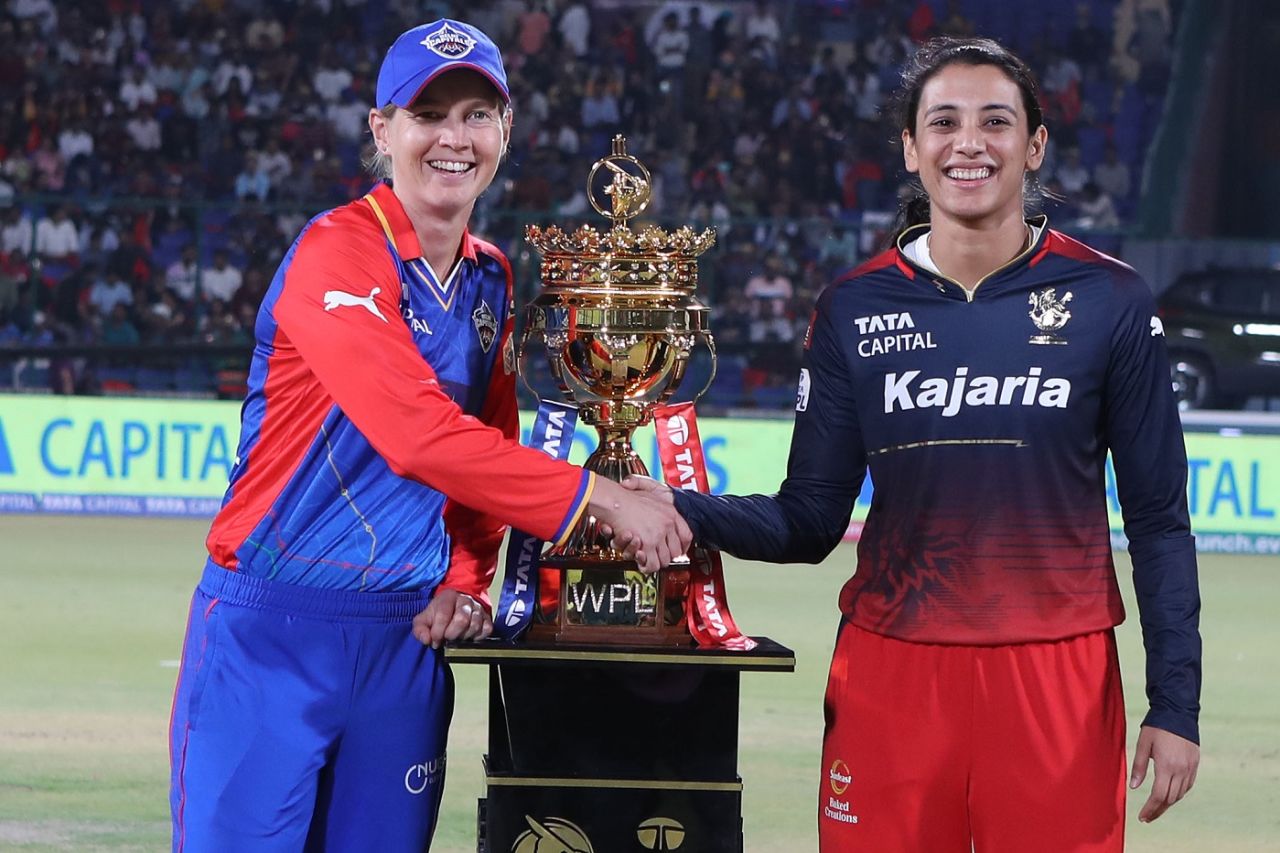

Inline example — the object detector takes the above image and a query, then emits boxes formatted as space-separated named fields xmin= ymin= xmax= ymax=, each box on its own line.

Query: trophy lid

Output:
xmin=525 ymin=135 xmax=715 ymax=292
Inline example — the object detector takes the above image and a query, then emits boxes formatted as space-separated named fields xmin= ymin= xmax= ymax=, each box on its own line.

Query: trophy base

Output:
xmin=530 ymin=558 xmax=692 ymax=647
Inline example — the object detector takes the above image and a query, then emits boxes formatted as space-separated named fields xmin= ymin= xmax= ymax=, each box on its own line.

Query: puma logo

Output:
xmin=323 ymin=287 xmax=387 ymax=322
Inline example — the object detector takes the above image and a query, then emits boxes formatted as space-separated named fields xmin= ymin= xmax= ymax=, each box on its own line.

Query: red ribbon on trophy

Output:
xmin=654 ymin=402 xmax=757 ymax=651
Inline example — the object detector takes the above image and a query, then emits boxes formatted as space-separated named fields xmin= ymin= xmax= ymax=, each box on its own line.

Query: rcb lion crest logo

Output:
xmin=1028 ymin=287 xmax=1074 ymax=345
xmin=420 ymin=22 xmax=476 ymax=58
xmin=473 ymin=300 xmax=498 ymax=353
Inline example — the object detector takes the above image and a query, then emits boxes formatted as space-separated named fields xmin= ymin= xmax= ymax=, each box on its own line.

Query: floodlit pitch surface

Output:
xmin=0 ymin=515 xmax=1276 ymax=852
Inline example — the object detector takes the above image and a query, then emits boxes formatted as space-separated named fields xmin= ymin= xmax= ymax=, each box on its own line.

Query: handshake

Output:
xmin=414 ymin=476 xmax=690 ymax=648
xmin=591 ymin=475 xmax=689 ymax=574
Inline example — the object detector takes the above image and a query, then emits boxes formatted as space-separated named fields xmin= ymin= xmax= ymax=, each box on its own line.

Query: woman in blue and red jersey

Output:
xmin=624 ymin=37 xmax=1200 ymax=852
xmin=167 ymin=19 xmax=689 ymax=852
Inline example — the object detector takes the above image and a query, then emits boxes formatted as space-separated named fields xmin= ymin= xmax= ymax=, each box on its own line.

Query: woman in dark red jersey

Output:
xmin=624 ymin=37 xmax=1200 ymax=852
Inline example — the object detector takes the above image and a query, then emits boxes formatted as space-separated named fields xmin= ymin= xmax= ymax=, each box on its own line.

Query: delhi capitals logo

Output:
xmin=421 ymin=22 xmax=476 ymax=59
xmin=1028 ymin=287 xmax=1073 ymax=345
xmin=473 ymin=299 xmax=498 ymax=353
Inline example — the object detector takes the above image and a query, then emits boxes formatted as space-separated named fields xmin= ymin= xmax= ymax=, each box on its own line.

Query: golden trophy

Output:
xmin=521 ymin=135 xmax=716 ymax=645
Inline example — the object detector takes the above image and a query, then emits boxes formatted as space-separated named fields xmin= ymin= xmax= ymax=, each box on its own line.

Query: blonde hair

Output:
xmin=364 ymin=102 xmax=513 ymax=180
xmin=364 ymin=104 xmax=398 ymax=180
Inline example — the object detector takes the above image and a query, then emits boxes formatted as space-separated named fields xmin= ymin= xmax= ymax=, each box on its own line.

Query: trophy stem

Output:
xmin=585 ymin=426 xmax=650 ymax=482
xmin=542 ymin=423 xmax=647 ymax=567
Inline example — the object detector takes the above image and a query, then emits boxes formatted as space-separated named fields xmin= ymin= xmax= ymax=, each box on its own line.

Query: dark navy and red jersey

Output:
xmin=675 ymin=218 xmax=1201 ymax=742
xmin=206 ymin=182 xmax=593 ymax=599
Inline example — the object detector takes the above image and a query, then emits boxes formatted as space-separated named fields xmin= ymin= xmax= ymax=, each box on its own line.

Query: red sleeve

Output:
xmin=439 ymin=252 xmax=519 ymax=606
xmin=273 ymin=207 xmax=594 ymax=545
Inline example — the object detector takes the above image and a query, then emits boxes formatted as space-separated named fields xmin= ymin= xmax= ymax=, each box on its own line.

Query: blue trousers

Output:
xmin=170 ymin=563 xmax=451 ymax=852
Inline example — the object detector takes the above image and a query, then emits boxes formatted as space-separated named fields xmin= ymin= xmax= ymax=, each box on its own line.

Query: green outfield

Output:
xmin=1 ymin=516 xmax=1277 ymax=852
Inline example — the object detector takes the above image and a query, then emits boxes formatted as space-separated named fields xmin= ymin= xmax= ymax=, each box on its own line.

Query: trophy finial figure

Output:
xmin=588 ymin=134 xmax=652 ymax=225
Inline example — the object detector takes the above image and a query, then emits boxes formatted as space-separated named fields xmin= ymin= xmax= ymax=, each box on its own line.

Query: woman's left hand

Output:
xmin=412 ymin=589 xmax=492 ymax=648
xmin=1130 ymin=725 xmax=1200 ymax=822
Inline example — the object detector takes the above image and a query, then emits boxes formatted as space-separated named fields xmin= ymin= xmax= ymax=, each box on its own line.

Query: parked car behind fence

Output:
xmin=1156 ymin=268 xmax=1280 ymax=410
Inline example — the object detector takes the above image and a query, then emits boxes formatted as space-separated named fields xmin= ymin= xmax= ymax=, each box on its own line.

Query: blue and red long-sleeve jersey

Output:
xmin=206 ymin=183 xmax=593 ymax=601
xmin=674 ymin=218 xmax=1202 ymax=743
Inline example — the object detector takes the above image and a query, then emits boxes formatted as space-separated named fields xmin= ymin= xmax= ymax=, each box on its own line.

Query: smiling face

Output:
xmin=902 ymin=62 xmax=1046 ymax=231
xmin=369 ymin=69 xmax=509 ymax=221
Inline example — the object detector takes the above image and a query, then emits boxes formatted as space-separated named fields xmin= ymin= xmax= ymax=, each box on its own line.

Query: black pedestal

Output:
xmin=445 ymin=638 xmax=795 ymax=853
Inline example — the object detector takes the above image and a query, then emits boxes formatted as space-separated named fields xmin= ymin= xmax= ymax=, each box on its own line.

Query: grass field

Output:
xmin=1 ymin=515 xmax=1278 ymax=852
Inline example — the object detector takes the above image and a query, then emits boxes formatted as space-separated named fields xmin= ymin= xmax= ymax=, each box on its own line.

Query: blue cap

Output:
xmin=376 ymin=19 xmax=510 ymax=108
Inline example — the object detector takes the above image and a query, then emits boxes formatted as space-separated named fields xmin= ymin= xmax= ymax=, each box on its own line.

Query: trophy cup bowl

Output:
xmin=521 ymin=136 xmax=716 ymax=645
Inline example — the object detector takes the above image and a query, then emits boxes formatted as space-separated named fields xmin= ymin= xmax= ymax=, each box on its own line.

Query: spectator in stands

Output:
xmin=771 ymin=81 xmax=813 ymax=128
xmin=516 ymin=1 xmax=553 ymax=58
xmin=1043 ymin=49 xmax=1084 ymax=98
xmin=313 ymin=45 xmax=352 ymax=104
xmin=839 ymin=145 xmax=886 ymax=210
xmin=1129 ymin=2 xmax=1173 ymax=94
xmin=199 ymin=249 xmax=242 ymax=304
xmin=6 ymin=282 xmax=35 ymax=333
xmin=118 ymin=65 xmax=157 ymax=112
xmin=558 ymin=0 xmax=591 ymax=58
xmin=229 ymin=265 xmax=269 ymax=322
xmin=246 ymin=68 xmax=287 ymax=119
xmin=46 ymin=256 xmax=89 ymax=328
xmin=810 ymin=45 xmax=844 ymax=105
xmin=907 ymin=0 xmax=937 ymax=42
xmin=245 ymin=13 xmax=285 ymax=52
xmin=0 ymin=247 xmax=24 ymax=313
xmin=212 ymin=48 xmax=253 ymax=98
xmin=1054 ymin=146 xmax=1090 ymax=195
xmin=1 ymin=206 xmax=33 ymax=256
xmin=181 ymin=75 xmax=214 ymax=122
xmin=234 ymin=153 xmax=272 ymax=202
xmin=56 ymin=119 xmax=94 ymax=168
xmin=938 ymin=0 xmax=976 ymax=38
xmin=743 ymin=1 xmax=781 ymax=55
xmin=1067 ymin=2 xmax=1109 ymax=71
xmin=650 ymin=10 xmax=689 ymax=105
xmin=744 ymin=252 xmax=794 ymax=344
xmin=107 ymin=230 xmax=152 ymax=288
xmin=89 ymin=269 xmax=132 ymax=317
xmin=81 ymin=217 xmax=121 ymax=270
xmin=165 ymin=245 xmax=199 ymax=303
xmin=867 ymin=18 xmax=914 ymax=68
xmin=31 ymin=138 xmax=66 ymax=191
xmin=23 ymin=308 xmax=54 ymax=346
xmin=125 ymin=104 xmax=162 ymax=153
xmin=0 ymin=305 xmax=19 ymax=343
xmin=101 ymin=301 xmax=140 ymax=346
xmin=328 ymin=87 xmax=371 ymax=142
xmin=199 ymin=298 xmax=245 ymax=345
xmin=581 ymin=70 xmax=621 ymax=132
xmin=258 ymin=136 xmax=293 ymax=189
xmin=1076 ymin=181 xmax=1120 ymax=229
xmin=1095 ymin=143 xmax=1133 ymax=201
xmin=9 ymin=0 xmax=57 ymax=34
xmin=819 ymin=224 xmax=861 ymax=269
xmin=34 ymin=205 xmax=79 ymax=264
xmin=145 ymin=288 xmax=192 ymax=343
xmin=682 ymin=6 xmax=714 ymax=113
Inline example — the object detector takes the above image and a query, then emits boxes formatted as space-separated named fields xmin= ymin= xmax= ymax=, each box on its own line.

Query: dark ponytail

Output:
xmin=893 ymin=192 xmax=933 ymax=238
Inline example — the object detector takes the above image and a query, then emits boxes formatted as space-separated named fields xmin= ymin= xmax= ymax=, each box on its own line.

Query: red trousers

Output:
xmin=819 ymin=623 xmax=1126 ymax=852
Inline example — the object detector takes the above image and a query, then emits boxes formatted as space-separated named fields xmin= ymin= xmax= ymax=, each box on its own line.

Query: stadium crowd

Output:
xmin=0 ymin=0 xmax=1176 ymax=404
